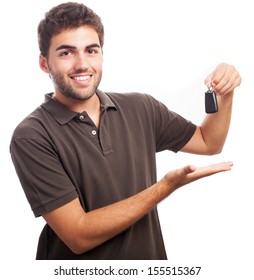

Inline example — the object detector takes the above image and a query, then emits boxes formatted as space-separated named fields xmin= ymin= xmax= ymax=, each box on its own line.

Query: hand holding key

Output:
xmin=204 ymin=63 xmax=241 ymax=114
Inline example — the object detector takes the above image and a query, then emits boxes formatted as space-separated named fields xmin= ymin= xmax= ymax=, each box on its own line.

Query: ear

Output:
xmin=39 ymin=54 xmax=50 ymax=73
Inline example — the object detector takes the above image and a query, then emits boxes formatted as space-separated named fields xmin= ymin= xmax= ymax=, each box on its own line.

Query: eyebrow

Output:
xmin=55 ymin=43 xmax=101 ymax=52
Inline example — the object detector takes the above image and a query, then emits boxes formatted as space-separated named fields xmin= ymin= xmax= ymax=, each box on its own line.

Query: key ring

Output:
xmin=207 ymin=83 xmax=214 ymax=92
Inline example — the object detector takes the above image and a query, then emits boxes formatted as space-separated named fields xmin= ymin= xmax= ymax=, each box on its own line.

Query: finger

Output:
xmin=204 ymin=63 xmax=227 ymax=88
xmin=205 ymin=63 xmax=240 ymax=94
xmin=204 ymin=72 xmax=216 ymax=88
xmin=213 ymin=69 xmax=241 ymax=95
xmin=216 ymin=160 xmax=234 ymax=171
xmin=197 ymin=161 xmax=233 ymax=175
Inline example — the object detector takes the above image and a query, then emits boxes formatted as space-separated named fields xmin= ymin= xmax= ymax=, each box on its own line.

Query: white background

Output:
xmin=1 ymin=0 xmax=253 ymax=279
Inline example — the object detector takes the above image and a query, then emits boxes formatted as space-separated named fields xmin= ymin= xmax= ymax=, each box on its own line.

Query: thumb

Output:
xmin=204 ymin=72 xmax=216 ymax=89
xmin=181 ymin=165 xmax=196 ymax=175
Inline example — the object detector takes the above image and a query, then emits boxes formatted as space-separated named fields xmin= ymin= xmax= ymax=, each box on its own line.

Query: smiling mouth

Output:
xmin=71 ymin=75 xmax=91 ymax=81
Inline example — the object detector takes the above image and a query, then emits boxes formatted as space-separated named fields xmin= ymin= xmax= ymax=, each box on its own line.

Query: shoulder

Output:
xmin=105 ymin=91 xmax=165 ymax=111
xmin=106 ymin=91 xmax=154 ymax=101
xmin=11 ymin=106 xmax=48 ymax=141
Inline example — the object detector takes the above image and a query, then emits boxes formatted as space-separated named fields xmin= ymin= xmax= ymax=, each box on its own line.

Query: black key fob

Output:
xmin=205 ymin=89 xmax=218 ymax=114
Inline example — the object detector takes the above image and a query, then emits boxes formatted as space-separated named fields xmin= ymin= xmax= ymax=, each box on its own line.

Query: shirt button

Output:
xmin=92 ymin=130 xmax=97 ymax=135
xmin=79 ymin=115 xmax=84 ymax=120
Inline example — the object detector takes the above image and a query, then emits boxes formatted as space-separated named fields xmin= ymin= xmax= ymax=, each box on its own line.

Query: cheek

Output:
xmin=52 ymin=62 xmax=73 ymax=75
xmin=90 ymin=54 xmax=103 ymax=71
xmin=92 ymin=60 xmax=103 ymax=72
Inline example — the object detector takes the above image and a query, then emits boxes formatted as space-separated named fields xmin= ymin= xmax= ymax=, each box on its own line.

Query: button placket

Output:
xmin=76 ymin=111 xmax=113 ymax=155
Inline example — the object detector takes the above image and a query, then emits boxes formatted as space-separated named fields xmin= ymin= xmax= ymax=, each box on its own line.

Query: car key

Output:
xmin=205 ymin=86 xmax=218 ymax=114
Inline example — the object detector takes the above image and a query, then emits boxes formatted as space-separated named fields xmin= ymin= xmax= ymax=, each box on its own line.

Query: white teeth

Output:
xmin=73 ymin=76 xmax=90 ymax=81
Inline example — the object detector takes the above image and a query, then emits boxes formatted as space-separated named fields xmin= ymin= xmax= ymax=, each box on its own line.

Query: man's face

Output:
xmin=42 ymin=26 xmax=103 ymax=101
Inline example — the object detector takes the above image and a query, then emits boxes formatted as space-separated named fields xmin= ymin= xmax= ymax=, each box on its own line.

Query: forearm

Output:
xmin=44 ymin=162 xmax=233 ymax=254
xmin=44 ymin=177 xmax=173 ymax=254
xmin=76 ymin=162 xmax=233 ymax=253
xmin=77 ymin=179 xmax=170 ymax=252
xmin=200 ymin=92 xmax=233 ymax=154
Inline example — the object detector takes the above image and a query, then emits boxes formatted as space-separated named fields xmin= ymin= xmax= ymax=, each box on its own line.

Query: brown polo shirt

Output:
xmin=10 ymin=90 xmax=196 ymax=260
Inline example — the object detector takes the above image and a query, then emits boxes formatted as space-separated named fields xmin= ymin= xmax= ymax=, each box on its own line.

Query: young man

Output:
xmin=10 ymin=2 xmax=241 ymax=260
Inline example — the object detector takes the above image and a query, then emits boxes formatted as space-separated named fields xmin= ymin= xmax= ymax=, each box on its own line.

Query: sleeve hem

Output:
xmin=33 ymin=190 xmax=78 ymax=217
xmin=171 ymin=124 xmax=197 ymax=153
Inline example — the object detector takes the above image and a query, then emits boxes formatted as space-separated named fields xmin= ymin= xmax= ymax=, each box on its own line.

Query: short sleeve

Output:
xmin=144 ymin=94 xmax=196 ymax=153
xmin=10 ymin=136 xmax=78 ymax=217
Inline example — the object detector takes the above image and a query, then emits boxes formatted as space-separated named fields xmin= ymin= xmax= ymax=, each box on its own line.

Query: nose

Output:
xmin=74 ymin=52 xmax=89 ymax=71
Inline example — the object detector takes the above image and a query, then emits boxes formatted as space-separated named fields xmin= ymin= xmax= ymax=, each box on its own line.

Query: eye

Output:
xmin=87 ymin=48 xmax=99 ymax=55
xmin=88 ymin=49 xmax=95 ymax=54
xmin=60 ymin=50 xmax=72 ymax=57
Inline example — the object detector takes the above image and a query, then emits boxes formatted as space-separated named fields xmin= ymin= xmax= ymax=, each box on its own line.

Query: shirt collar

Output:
xmin=41 ymin=89 xmax=116 ymax=125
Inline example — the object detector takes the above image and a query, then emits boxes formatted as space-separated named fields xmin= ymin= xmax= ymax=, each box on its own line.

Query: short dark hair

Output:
xmin=38 ymin=2 xmax=104 ymax=57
